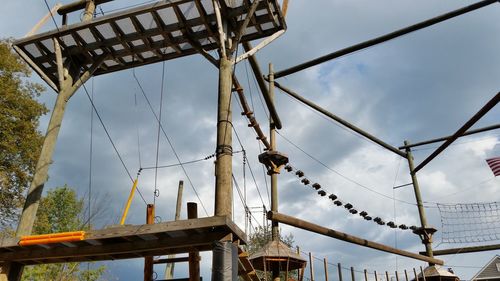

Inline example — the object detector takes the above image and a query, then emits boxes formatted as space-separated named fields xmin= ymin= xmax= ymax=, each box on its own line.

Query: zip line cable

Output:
xmin=141 ymin=153 xmax=216 ymax=170
xmin=42 ymin=0 xmax=148 ymax=206
xmin=153 ymin=61 xmax=167 ymax=206
xmin=276 ymin=131 xmax=434 ymax=207
xmin=133 ymin=88 xmax=143 ymax=169
xmin=132 ymin=70 xmax=209 ymax=216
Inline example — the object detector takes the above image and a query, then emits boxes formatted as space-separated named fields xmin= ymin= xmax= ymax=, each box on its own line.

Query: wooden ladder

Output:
xmin=238 ymin=247 xmax=261 ymax=281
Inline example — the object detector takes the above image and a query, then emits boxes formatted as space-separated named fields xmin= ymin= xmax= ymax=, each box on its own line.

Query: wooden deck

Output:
xmin=0 ymin=216 xmax=245 ymax=265
xmin=13 ymin=0 xmax=286 ymax=88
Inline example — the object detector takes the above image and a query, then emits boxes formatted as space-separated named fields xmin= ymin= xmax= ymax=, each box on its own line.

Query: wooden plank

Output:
xmin=267 ymin=211 xmax=444 ymax=265
xmin=0 ymin=216 xmax=246 ymax=265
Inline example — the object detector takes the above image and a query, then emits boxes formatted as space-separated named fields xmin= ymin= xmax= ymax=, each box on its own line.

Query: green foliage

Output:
xmin=0 ymin=39 xmax=48 ymax=227
xmin=247 ymin=226 xmax=295 ymax=254
xmin=33 ymin=185 xmax=84 ymax=234
xmin=21 ymin=186 xmax=106 ymax=281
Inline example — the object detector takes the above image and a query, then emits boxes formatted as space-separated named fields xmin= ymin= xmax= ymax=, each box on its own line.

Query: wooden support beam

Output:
xmin=154 ymin=257 xmax=190 ymax=264
xmin=272 ymin=0 xmax=499 ymax=78
xmin=273 ymin=81 xmax=407 ymax=158
xmin=267 ymin=211 xmax=444 ymax=265
xmin=398 ymin=123 xmax=500 ymax=150
xmin=57 ymin=0 xmax=114 ymax=15
xmin=188 ymin=203 xmax=201 ymax=281
xmin=242 ymin=41 xmax=282 ymax=129
xmin=424 ymin=243 xmax=500 ymax=256
xmin=145 ymin=204 xmax=155 ymax=281
xmin=414 ymin=92 xmax=500 ymax=173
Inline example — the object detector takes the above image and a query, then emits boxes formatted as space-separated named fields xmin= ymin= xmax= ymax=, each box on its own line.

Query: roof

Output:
xmin=472 ymin=255 xmax=500 ymax=280
xmin=416 ymin=266 xmax=459 ymax=278
xmin=249 ymin=240 xmax=307 ymax=271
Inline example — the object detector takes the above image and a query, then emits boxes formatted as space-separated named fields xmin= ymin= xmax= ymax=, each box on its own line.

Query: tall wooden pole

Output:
xmin=269 ymin=63 xmax=279 ymax=242
xmin=323 ymin=258 xmax=329 ymax=281
xmin=165 ymin=181 xmax=184 ymax=279
xmin=144 ymin=204 xmax=155 ymax=281
xmin=212 ymin=3 xmax=236 ymax=280
xmin=188 ymin=203 xmax=201 ymax=281
xmin=214 ymin=56 xmax=233 ymax=218
xmin=309 ymin=253 xmax=315 ymax=281
xmin=1 ymin=3 xmax=96 ymax=281
xmin=404 ymin=140 xmax=434 ymax=263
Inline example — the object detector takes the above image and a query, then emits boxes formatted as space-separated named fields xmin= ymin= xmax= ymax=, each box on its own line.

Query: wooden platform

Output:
xmin=0 ymin=216 xmax=245 ymax=265
xmin=13 ymin=0 xmax=286 ymax=87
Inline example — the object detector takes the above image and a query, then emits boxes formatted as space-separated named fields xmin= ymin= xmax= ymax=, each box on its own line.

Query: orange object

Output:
xmin=19 ymin=231 xmax=85 ymax=246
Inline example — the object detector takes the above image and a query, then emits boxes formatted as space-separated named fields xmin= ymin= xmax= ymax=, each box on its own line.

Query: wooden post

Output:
xmin=188 ymin=202 xmax=200 ymax=281
xmin=297 ymin=246 xmax=302 ymax=281
xmin=413 ymin=268 xmax=418 ymax=281
xmin=420 ymin=267 xmax=426 ymax=281
xmin=351 ymin=267 xmax=356 ymax=281
xmin=309 ymin=253 xmax=315 ymax=281
xmin=323 ymin=258 xmax=329 ymax=281
xmin=212 ymin=6 xmax=236 ymax=280
xmin=82 ymin=0 xmax=96 ymax=21
xmin=395 ymin=271 xmax=399 ymax=281
xmin=144 ymin=204 xmax=155 ymax=281
xmin=165 ymin=181 xmax=184 ymax=279
xmin=269 ymin=64 xmax=280 ymax=281
xmin=385 ymin=271 xmax=389 ymax=281
xmin=269 ymin=63 xmax=279 ymax=242
xmin=404 ymin=270 xmax=409 ymax=281
xmin=364 ymin=269 xmax=368 ymax=281
xmin=214 ymin=55 xmax=233 ymax=218
xmin=338 ymin=263 xmax=343 ymax=281
xmin=405 ymin=141 xmax=434 ymax=262
xmin=2 ymin=3 xmax=102 ymax=279
xmin=374 ymin=271 xmax=378 ymax=281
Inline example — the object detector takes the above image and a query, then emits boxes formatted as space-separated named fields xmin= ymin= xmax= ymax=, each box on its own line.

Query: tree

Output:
xmin=247 ymin=226 xmax=295 ymax=254
xmin=21 ymin=186 xmax=106 ymax=281
xmin=0 ymin=39 xmax=48 ymax=227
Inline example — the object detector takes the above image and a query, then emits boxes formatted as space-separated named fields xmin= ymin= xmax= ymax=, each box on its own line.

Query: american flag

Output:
xmin=486 ymin=157 xmax=500 ymax=177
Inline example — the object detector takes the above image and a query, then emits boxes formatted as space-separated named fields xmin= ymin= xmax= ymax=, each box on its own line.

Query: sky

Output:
xmin=1 ymin=0 xmax=500 ymax=280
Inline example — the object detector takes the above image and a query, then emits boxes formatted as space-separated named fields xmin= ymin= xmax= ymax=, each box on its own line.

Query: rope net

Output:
xmin=438 ymin=202 xmax=500 ymax=243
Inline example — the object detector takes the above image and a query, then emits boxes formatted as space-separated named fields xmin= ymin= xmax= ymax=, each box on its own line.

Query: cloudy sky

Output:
xmin=1 ymin=0 xmax=499 ymax=280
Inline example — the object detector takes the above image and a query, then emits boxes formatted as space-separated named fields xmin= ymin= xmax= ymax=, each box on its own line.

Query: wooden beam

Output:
xmin=0 ymin=216 xmax=246 ymax=265
xmin=414 ymin=92 xmax=500 ymax=172
xmin=57 ymin=0 xmax=114 ymax=15
xmin=144 ymin=204 xmax=155 ymax=281
xmin=267 ymin=211 xmax=444 ymax=265
xmin=273 ymin=81 xmax=407 ymax=158
xmin=12 ymin=45 xmax=58 ymax=92
xmin=423 ymin=243 xmax=500 ymax=256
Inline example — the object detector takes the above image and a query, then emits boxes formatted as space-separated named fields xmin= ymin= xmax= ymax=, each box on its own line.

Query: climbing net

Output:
xmin=438 ymin=202 xmax=500 ymax=243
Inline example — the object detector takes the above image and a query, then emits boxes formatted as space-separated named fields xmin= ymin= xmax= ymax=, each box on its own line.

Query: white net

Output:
xmin=438 ymin=202 xmax=500 ymax=243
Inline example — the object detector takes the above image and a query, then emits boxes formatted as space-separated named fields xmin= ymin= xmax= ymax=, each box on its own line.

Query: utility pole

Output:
xmin=1 ymin=2 xmax=99 ymax=281
xmin=404 ymin=140 xmax=436 ymax=265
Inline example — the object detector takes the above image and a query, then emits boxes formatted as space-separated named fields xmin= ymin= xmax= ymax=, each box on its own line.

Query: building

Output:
xmin=471 ymin=255 xmax=500 ymax=281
